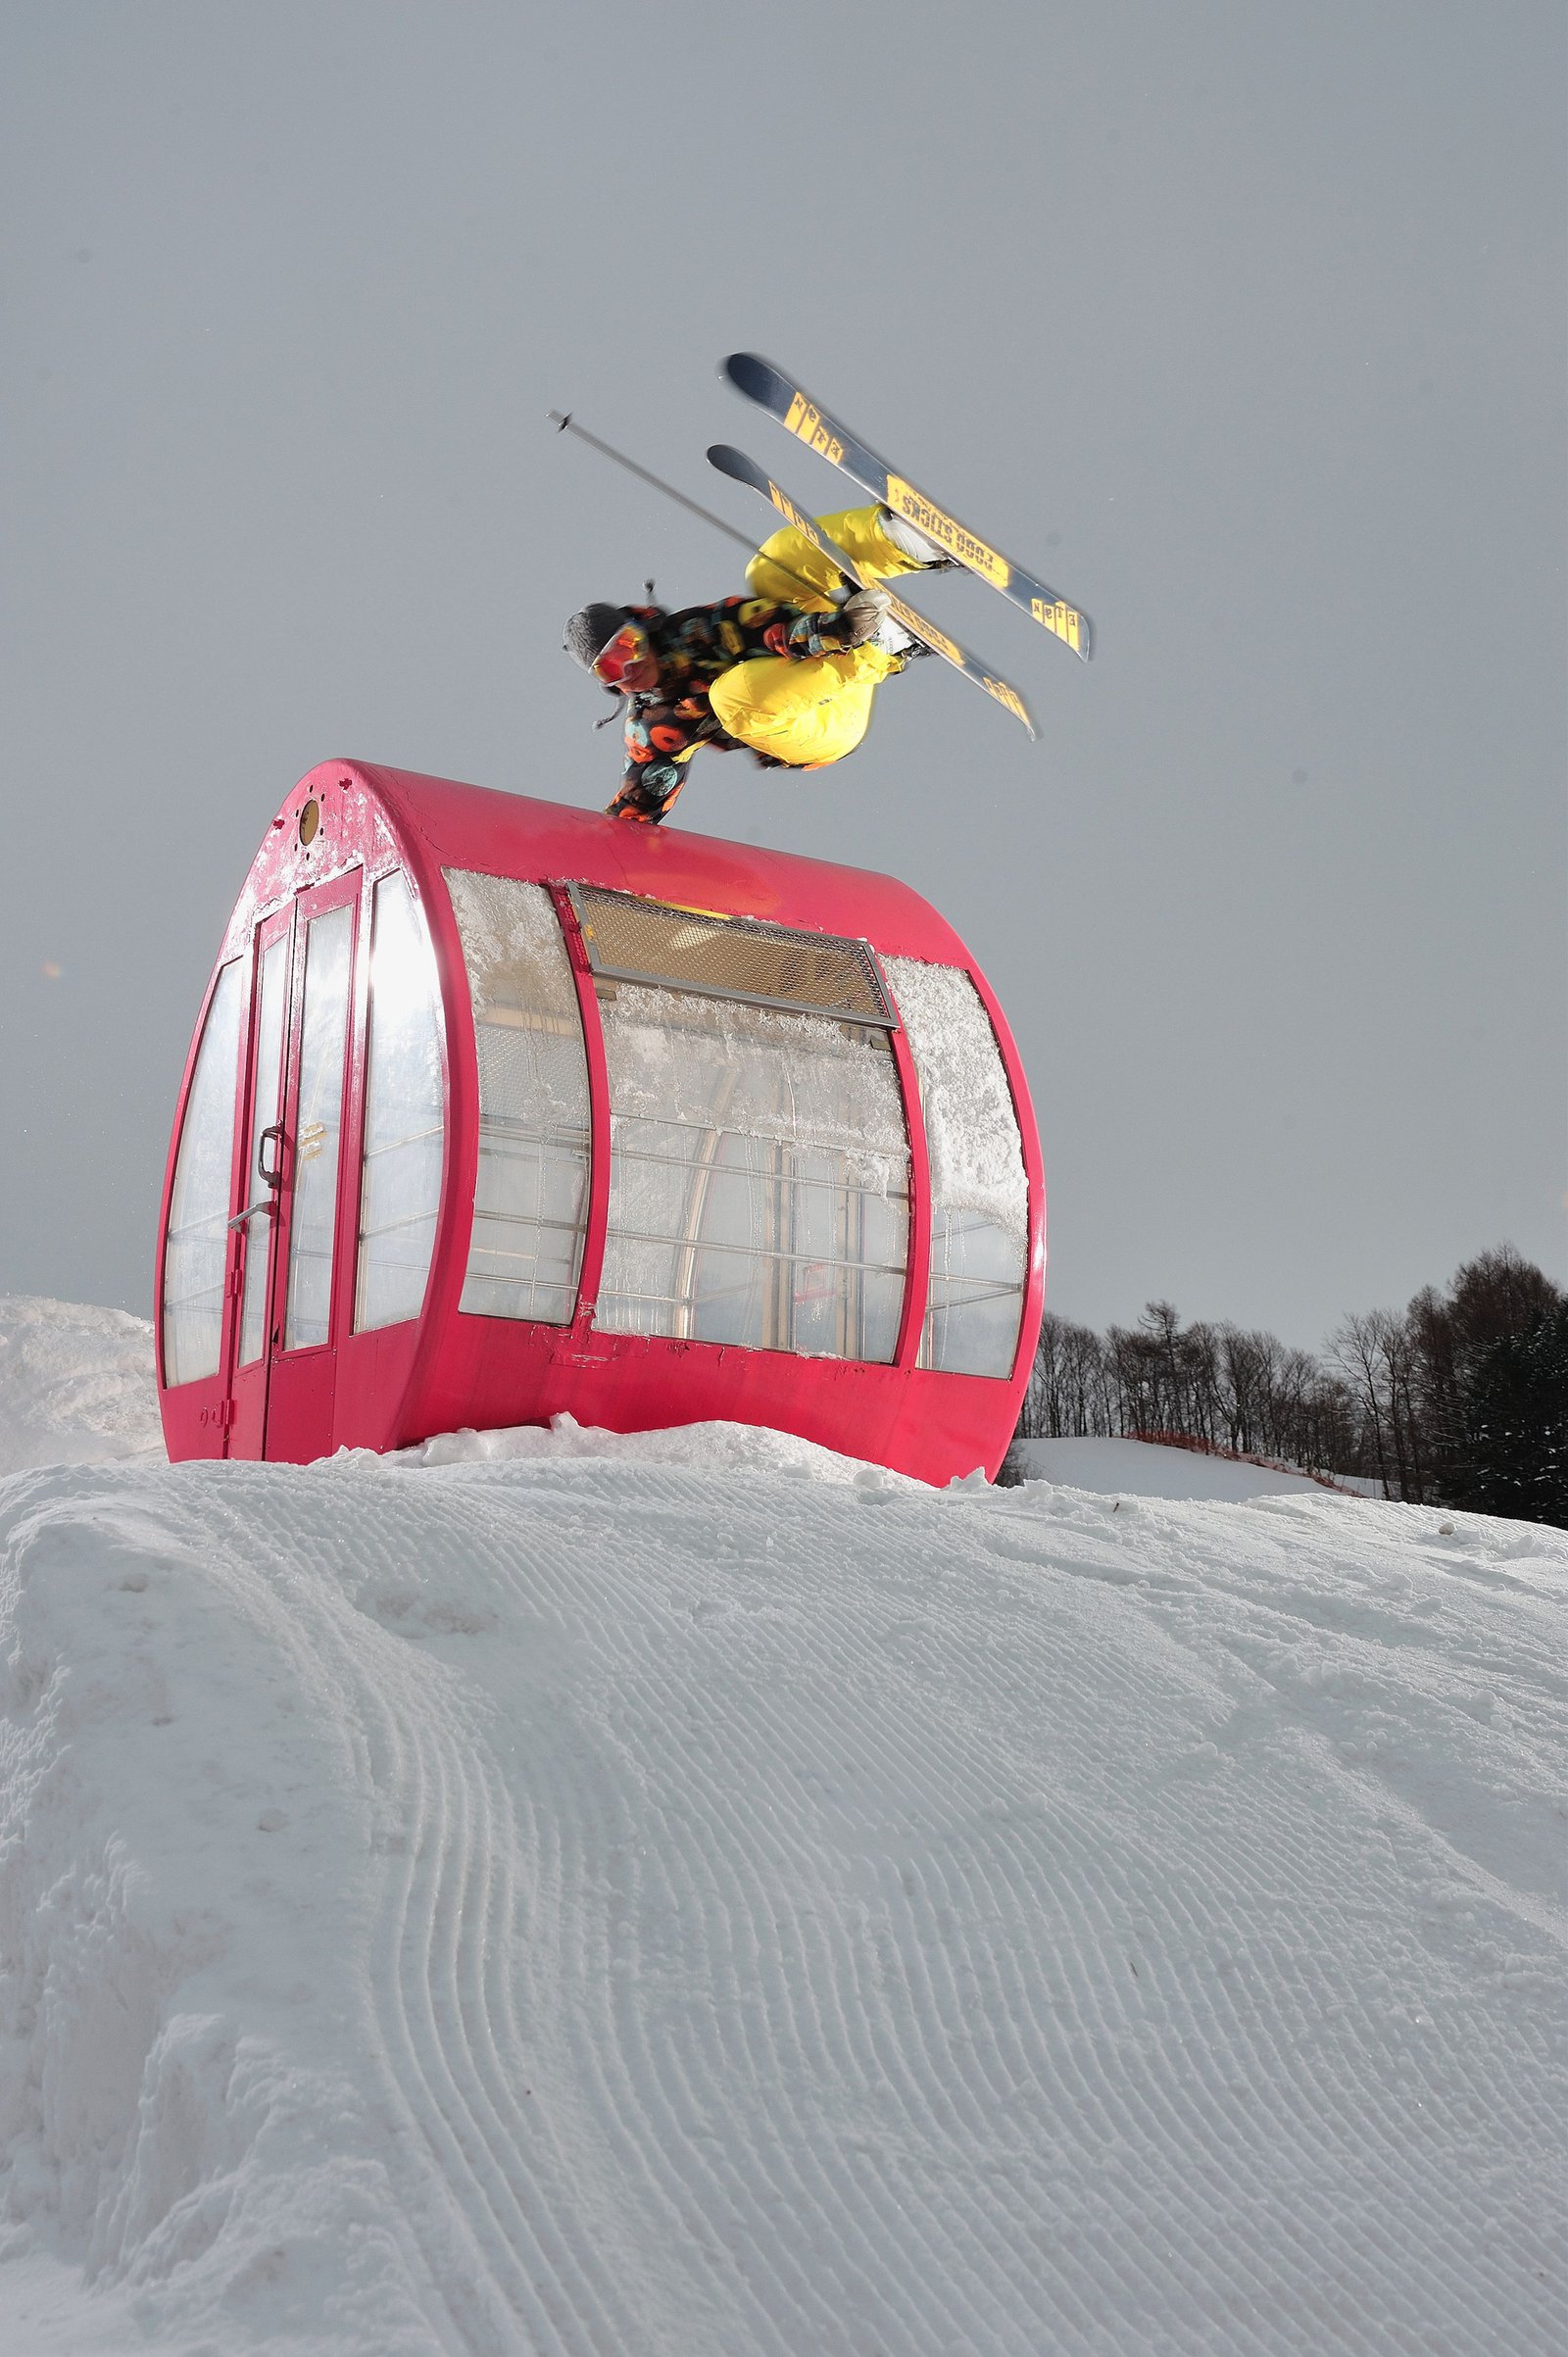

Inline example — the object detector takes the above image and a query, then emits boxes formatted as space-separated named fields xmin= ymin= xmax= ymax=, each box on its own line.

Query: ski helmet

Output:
xmin=563 ymin=602 xmax=631 ymax=672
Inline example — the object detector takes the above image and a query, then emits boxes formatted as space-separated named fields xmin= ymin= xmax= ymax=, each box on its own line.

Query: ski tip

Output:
xmin=706 ymin=442 xmax=751 ymax=479
xmin=1030 ymin=595 xmax=1094 ymax=662
xmin=718 ymin=352 xmax=781 ymax=400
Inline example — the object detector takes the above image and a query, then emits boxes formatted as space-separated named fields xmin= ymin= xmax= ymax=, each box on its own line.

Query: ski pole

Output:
xmin=546 ymin=410 xmax=848 ymax=607
xmin=548 ymin=412 xmax=759 ymax=553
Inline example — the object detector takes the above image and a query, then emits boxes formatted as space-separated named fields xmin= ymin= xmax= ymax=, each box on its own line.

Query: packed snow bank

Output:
xmin=1012 ymin=1434 xmax=1337 ymax=1500
xmin=0 ymin=1298 xmax=162 ymax=1475
xmin=398 ymin=1407 xmax=926 ymax=1484
xmin=1 ymin=1414 xmax=1563 ymax=2355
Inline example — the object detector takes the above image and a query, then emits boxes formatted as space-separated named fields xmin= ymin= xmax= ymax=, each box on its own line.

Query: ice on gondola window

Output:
xmin=354 ymin=873 xmax=444 ymax=1332
xmin=883 ymin=955 xmax=1029 ymax=1379
xmin=162 ymin=961 xmax=243 ymax=1387
xmin=445 ymin=871 xmax=591 ymax=1325
xmin=598 ymin=986 xmax=908 ymax=1360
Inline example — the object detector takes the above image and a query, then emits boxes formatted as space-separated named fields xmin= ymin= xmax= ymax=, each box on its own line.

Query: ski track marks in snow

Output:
xmin=0 ymin=1435 xmax=1563 ymax=2356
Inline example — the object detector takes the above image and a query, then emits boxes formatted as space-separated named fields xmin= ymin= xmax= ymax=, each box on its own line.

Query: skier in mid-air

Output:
xmin=564 ymin=503 xmax=947 ymax=823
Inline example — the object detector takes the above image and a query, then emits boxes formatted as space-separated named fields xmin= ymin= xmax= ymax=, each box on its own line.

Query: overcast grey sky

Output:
xmin=3 ymin=0 xmax=1563 ymax=1350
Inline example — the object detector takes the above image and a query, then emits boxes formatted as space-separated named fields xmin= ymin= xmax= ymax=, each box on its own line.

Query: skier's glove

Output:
xmin=835 ymin=585 xmax=892 ymax=648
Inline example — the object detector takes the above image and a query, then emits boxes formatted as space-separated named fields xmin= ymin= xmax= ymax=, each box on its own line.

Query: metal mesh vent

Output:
xmin=569 ymin=886 xmax=896 ymax=1027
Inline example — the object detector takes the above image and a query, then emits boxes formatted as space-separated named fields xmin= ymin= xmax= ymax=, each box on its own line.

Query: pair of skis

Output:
xmin=710 ymin=353 xmax=1092 ymax=743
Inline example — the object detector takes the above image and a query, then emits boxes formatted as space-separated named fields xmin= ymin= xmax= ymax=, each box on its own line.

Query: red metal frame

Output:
xmin=260 ymin=867 xmax=365 ymax=1462
xmin=156 ymin=762 xmax=1047 ymax=1485
xmin=886 ymin=1015 xmax=933 ymax=1370
xmin=227 ymin=901 xmax=296 ymax=1460
xmin=551 ymin=882 xmax=612 ymax=1351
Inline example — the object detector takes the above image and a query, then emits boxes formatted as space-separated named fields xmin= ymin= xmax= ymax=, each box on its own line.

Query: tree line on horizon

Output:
xmin=1010 ymin=1245 xmax=1567 ymax=1527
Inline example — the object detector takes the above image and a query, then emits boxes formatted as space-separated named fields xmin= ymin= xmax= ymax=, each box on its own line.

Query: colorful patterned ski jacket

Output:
xmin=606 ymin=594 xmax=863 ymax=823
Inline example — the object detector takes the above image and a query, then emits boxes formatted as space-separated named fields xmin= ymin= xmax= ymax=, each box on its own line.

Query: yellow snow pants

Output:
xmin=745 ymin=504 xmax=929 ymax=608
xmin=708 ymin=640 xmax=902 ymax=767
xmin=706 ymin=506 xmax=927 ymax=770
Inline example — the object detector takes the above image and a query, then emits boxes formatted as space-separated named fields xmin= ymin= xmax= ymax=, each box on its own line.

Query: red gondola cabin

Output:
xmin=156 ymin=763 xmax=1046 ymax=1483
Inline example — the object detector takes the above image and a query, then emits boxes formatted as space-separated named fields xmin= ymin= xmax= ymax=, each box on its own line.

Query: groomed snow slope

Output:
xmin=0 ymin=1338 xmax=1564 ymax=2352
xmin=1010 ymin=1436 xmax=1337 ymax=1501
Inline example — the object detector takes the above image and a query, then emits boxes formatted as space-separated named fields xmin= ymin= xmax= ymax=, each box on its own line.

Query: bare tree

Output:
xmin=1332 ymin=1311 xmax=1398 ymax=1496
xmin=1014 ymin=1249 xmax=1563 ymax=1522
xmin=1018 ymin=1315 xmax=1110 ymax=1439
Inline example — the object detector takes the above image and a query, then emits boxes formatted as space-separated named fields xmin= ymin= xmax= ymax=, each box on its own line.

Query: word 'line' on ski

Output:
xmin=707 ymin=443 xmax=1037 ymax=741
xmin=719 ymin=353 xmax=1093 ymax=662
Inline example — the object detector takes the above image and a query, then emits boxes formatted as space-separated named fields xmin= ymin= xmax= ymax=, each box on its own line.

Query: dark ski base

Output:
xmin=720 ymin=353 xmax=1092 ymax=662
xmin=708 ymin=443 xmax=1038 ymax=740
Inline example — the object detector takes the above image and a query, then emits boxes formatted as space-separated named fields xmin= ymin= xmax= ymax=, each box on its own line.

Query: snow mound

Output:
xmin=0 ymin=1297 xmax=163 ymax=1475
xmin=397 ymin=1407 xmax=928 ymax=1486
xmin=1012 ymin=1434 xmax=1337 ymax=1500
xmin=2 ymin=1394 xmax=1564 ymax=2353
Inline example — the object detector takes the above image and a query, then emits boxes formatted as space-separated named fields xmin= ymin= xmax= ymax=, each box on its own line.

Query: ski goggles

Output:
xmin=592 ymin=620 xmax=653 ymax=687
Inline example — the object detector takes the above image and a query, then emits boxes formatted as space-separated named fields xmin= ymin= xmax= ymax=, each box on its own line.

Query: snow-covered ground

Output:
xmin=0 ymin=1304 xmax=1563 ymax=2354
xmin=1011 ymin=1434 xmax=1341 ymax=1500
xmin=0 ymin=1298 xmax=162 ymax=1476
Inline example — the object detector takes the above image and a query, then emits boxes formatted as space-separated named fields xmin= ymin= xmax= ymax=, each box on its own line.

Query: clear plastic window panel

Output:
xmin=284 ymin=901 xmax=354 ymax=1350
xmin=239 ymin=932 xmax=289 ymax=1366
xmin=883 ymin=955 xmax=1029 ymax=1379
xmin=162 ymin=961 xmax=243 ymax=1388
xmin=354 ymin=873 xmax=445 ymax=1333
xmin=444 ymin=871 xmax=590 ymax=1324
xmin=598 ymin=985 xmax=909 ymax=1361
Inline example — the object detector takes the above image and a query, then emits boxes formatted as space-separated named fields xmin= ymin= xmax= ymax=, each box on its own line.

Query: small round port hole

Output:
xmin=298 ymin=798 xmax=320 ymax=848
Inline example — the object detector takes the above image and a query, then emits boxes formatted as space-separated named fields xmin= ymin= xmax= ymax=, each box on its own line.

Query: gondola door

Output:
xmin=227 ymin=872 xmax=362 ymax=1459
